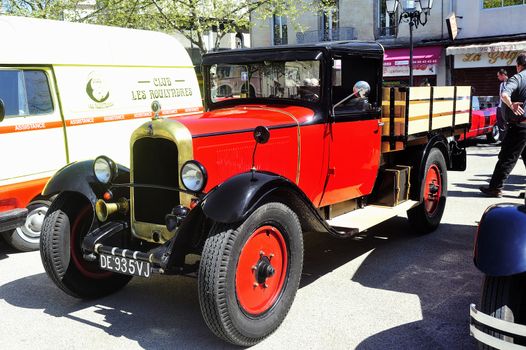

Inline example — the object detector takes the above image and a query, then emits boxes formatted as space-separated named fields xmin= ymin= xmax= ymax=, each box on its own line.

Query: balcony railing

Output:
xmin=296 ymin=27 xmax=356 ymax=44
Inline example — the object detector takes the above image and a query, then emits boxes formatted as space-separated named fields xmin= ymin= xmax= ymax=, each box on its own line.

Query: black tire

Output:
xmin=479 ymin=274 xmax=526 ymax=349
xmin=486 ymin=125 xmax=500 ymax=144
xmin=5 ymin=199 xmax=51 ymax=252
xmin=40 ymin=194 xmax=132 ymax=299
xmin=198 ymin=202 xmax=303 ymax=346
xmin=407 ymin=148 xmax=448 ymax=233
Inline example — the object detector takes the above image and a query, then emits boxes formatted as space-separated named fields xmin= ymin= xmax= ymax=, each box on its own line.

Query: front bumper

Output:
xmin=470 ymin=303 xmax=526 ymax=349
xmin=0 ymin=208 xmax=28 ymax=233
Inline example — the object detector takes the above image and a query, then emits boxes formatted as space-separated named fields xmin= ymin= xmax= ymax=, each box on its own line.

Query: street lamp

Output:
xmin=386 ymin=0 xmax=434 ymax=86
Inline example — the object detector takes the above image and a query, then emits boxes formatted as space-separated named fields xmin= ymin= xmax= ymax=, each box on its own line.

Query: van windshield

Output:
xmin=208 ymin=60 xmax=321 ymax=103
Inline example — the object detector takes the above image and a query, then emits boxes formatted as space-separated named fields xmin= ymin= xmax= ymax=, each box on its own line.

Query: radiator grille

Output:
xmin=133 ymin=138 xmax=179 ymax=225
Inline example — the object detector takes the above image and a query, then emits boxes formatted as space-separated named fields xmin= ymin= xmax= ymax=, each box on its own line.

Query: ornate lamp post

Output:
xmin=386 ymin=0 xmax=434 ymax=86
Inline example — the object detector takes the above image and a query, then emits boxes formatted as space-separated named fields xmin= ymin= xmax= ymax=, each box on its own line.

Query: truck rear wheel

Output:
xmin=198 ymin=202 xmax=303 ymax=346
xmin=5 ymin=199 xmax=50 ymax=252
xmin=40 ymin=194 xmax=132 ymax=299
xmin=479 ymin=274 xmax=526 ymax=348
xmin=407 ymin=148 xmax=447 ymax=233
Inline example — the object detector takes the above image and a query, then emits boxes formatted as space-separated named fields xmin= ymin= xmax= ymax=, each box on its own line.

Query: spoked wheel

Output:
xmin=408 ymin=148 xmax=448 ymax=233
xmin=6 ymin=199 xmax=50 ymax=251
xmin=40 ymin=193 xmax=132 ymax=299
xmin=198 ymin=202 xmax=303 ymax=346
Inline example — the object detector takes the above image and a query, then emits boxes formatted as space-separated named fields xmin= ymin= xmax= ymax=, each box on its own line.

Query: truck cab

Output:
xmin=39 ymin=41 xmax=471 ymax=346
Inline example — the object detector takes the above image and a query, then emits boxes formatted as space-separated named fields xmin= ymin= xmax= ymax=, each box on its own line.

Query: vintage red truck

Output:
xmin=37 ymin=41 xmax=471 ymax=345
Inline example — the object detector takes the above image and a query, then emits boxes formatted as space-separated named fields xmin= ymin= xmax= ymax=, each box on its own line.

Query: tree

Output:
xmin=4 ymin=0 xmax=330 ymax=55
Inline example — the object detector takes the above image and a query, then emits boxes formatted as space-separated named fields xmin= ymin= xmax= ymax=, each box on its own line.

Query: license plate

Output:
xmin=99 ymin=254 xmax=151 ymax=278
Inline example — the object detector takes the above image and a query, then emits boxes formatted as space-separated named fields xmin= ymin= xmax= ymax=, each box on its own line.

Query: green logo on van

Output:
xmin=86 ymin=73 xmax=110 ymax=103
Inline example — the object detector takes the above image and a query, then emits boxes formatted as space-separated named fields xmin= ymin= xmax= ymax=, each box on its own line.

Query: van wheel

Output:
xmin=5 ymin=199 xmax=50 ymax=252
xmin=479 ymin=274 xmax=526 ymax=348
xmin=40 ymin=194 xmax=132 ymax=299
xmin=407 ymin=148 xmax=448 ymax=233
xmin=198 ymin=202 xmax=303 ymax=346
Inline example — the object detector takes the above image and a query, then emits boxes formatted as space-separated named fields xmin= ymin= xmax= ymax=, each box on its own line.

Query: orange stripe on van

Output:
xmin=0 ymin=177 xmax=50 ymax=212
xmin=0 ymin=106 xmax=203 ymax=135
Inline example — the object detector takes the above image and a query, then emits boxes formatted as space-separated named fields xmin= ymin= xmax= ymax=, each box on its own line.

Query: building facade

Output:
xmin=250 ymin=0 xmax=526 ymax=97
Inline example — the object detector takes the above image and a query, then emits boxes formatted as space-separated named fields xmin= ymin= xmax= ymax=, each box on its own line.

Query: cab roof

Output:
xmin=0 ymin=16 xmax=192 ymax=67
xmin=203 ymin=41 xmax=385 ymax=65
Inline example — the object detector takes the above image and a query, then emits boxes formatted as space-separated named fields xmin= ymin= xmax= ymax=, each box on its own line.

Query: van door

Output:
xmin=0 ymin=68 xmax=66 ymax=184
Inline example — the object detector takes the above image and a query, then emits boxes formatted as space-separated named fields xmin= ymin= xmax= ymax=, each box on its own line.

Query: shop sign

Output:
xmin=454 ymin=51 xmax=521 ymax=69
xmin=383 ymin=64 xmax=436 ymax=77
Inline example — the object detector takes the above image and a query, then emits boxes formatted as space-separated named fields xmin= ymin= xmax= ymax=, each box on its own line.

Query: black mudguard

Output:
xmin=474 ymin=203 xmax=526 ymax=276
xmin=200 ymin=171 xmax=328 ymax=233
xmin=42 ymin=160 xmax=130 ymax=207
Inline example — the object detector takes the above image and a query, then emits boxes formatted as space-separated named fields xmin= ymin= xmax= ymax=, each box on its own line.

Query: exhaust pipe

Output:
xmin=95 ymin=198 xmax=129 ymax=222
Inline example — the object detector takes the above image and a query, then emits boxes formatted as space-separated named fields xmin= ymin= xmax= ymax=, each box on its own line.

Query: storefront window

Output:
xmin=483 ymin=0 xmax=526 ymax=8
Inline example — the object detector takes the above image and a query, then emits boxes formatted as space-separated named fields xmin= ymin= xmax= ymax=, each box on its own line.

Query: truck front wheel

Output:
xmin=479 ymin=274 xmax=526 ymax=348
xmin=198 ymin=202 xmax=303 ymax=346
xmin=407 ymin=148 xmax=448 ymax=233
xmin=40 ymin=194 xmax=132 ymax=299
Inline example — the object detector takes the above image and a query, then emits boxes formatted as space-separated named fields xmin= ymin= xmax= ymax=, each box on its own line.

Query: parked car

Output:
xmin=470 ymin=199 xmax=526 ymax=349
xmin=459 ymin=96 xmax=500 ymax=143
xmin=39 ymin=41 xmax=471 ymax=346
xmin=0 ymin=16 xmax=202 ymax=251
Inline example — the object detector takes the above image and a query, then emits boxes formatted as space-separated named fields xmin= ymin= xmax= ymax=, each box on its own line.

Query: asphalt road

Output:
xmin=1 ymin=139 xmax=525 ymax=350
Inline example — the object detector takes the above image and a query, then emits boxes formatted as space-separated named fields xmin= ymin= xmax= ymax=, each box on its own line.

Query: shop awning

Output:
xmin=446 ymin=41 xmax=526 ymax=55
xmin=384 ymin=46 xmax=442 ymax=67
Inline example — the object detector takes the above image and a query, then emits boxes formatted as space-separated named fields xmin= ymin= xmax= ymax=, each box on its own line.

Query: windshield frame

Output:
xmin=203 ymin=49 xmax=328 ymax=110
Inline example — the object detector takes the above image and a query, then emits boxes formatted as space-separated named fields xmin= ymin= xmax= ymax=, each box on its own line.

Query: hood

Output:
xmin=168 ymin=104 xmax=315 ymax=137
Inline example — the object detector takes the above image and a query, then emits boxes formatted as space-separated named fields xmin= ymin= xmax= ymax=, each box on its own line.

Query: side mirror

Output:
xmin=0 ymin=98 xmax=4 ymax=122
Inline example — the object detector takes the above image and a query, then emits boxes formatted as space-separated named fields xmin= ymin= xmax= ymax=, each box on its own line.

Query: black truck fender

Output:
xmin=474 ymin=203 xmax=526 ymax=276
xmin=200 ymin=171 xmax=330 ymax=234
xmin=42 ymin=160 xmax=130 ymax=208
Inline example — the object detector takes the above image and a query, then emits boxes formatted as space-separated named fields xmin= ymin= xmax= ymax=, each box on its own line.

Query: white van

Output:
xmin=0 ymin=16 xmax=202 ymax=251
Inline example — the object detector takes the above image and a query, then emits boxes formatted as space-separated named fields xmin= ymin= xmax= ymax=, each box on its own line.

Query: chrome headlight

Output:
xmin=93 ymin=156 xmax=118 ymax=184
xmin=181 ymin=160 xmax=207 ymax=192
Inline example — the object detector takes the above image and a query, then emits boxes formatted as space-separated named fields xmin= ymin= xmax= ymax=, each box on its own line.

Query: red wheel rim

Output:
xmin=423 ymin=164 xmax=442 ymax=215
xmin=70 ymin=206 xmax=112 ymax=279
xmin=235 ymin=225 xmax=288 ymax=315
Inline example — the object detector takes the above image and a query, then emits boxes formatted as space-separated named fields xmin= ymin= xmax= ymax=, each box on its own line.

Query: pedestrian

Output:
xmin=497 ymin=68 xmax=508 ymax=138
xmin=480 ymin=53 xmax=526 ymax=197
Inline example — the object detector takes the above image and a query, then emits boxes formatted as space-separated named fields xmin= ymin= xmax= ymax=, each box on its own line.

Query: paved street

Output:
xmin=1 ymin=140 xmax=524 ymax=350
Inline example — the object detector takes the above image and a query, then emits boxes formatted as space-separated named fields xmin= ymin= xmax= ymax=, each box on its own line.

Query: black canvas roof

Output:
xmin=202 ymin=41 xmax=385 ymax=65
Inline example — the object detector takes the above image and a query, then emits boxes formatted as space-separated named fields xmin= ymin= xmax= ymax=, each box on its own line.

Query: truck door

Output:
xmin=320 ymin=55 xmax=383 ymax=206
xmin=0 ymin=68 xmax=66 ymax=184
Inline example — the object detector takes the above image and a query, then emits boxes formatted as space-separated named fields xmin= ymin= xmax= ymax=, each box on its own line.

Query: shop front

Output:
xmin=383 ymin=46 xmax=442 ymax=86
xmin=447 ymin=41 xmax=526 ymax=97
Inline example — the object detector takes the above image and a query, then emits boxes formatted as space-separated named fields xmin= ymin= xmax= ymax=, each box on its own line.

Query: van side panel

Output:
xmin=53 ymin=66 xmax=202 ymax=167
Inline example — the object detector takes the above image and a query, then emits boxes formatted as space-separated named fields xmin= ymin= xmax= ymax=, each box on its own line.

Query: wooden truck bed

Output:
xmin=381 ymin=86 xmax=472 ymax=153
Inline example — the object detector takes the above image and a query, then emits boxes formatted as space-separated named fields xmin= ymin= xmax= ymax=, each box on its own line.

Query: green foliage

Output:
xmin=3 ymin=0 xmax=336 ymax=54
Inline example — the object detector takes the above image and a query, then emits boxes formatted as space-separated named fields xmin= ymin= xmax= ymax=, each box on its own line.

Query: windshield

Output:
xmin=208 ymin=60 xmax=321 ymax=103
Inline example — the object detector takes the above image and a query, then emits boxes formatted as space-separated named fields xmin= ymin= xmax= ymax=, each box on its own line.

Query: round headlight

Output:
xmin=181 ymin=161 xmax=207 ymax=192
xmin=93 ymin=156 xmax=117 ymax=184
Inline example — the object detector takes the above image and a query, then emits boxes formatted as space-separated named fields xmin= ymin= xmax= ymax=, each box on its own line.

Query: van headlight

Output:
xmin=181 ymin=160 xmax=207 ymax=192
xmin=93 ymin=156 xmax=118 ymax=184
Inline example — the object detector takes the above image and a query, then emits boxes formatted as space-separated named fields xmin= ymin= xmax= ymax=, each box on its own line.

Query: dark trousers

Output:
xmin=496 ymin=106 xmax=508 ymax=132
xmin=489 ymin=124 xmax=526 ymax=189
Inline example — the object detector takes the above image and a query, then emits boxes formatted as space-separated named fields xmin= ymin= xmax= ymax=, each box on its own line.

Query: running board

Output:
xmin=326 ymin=200 xmax=418 ymax=233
